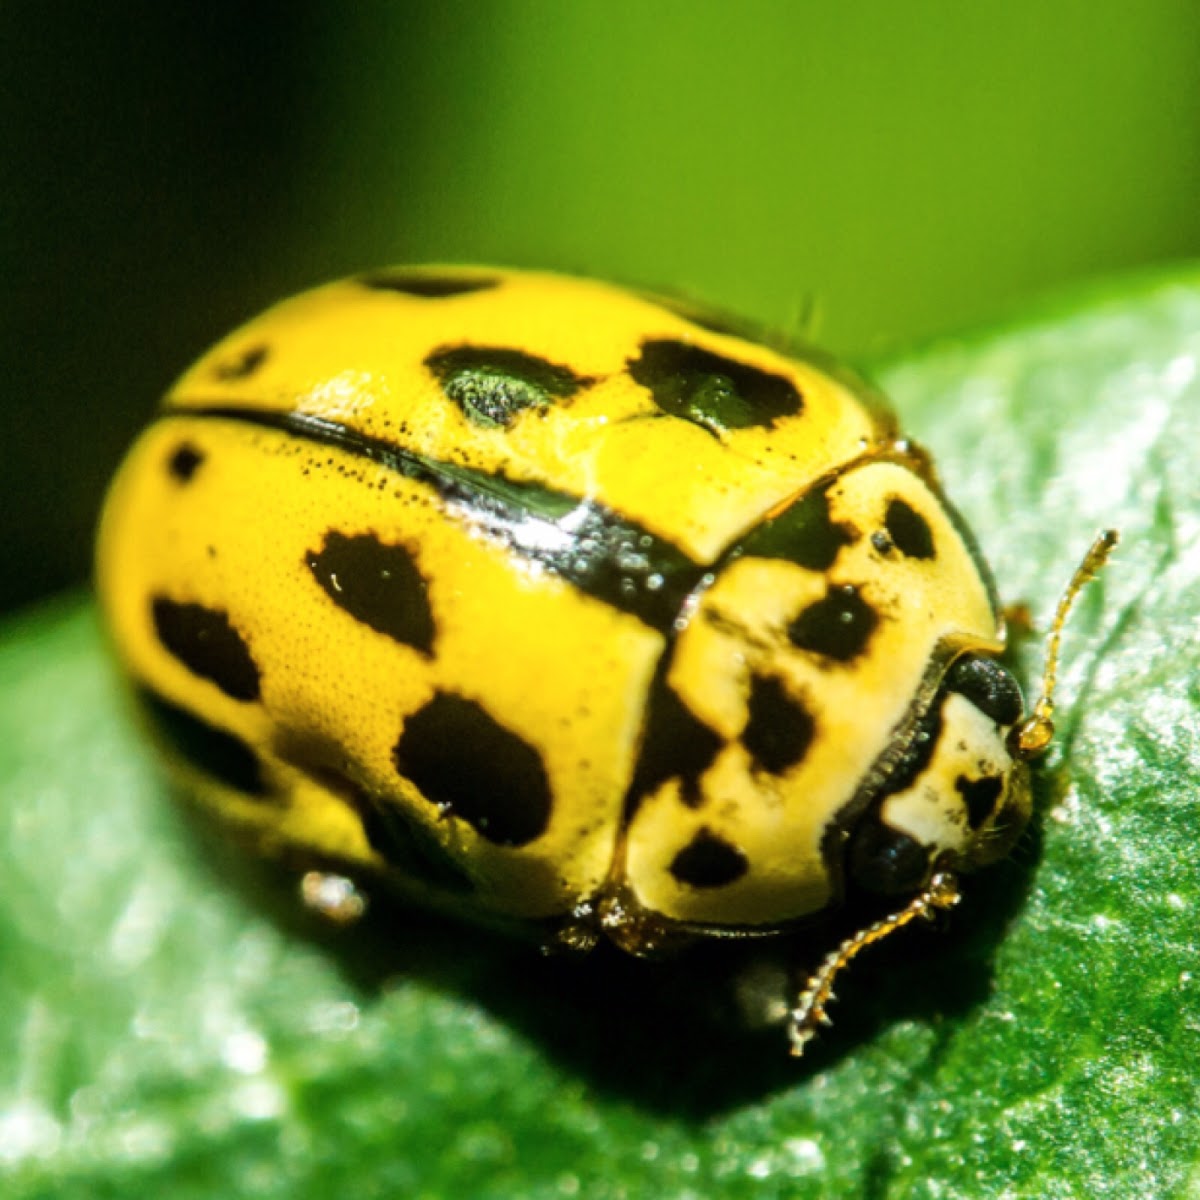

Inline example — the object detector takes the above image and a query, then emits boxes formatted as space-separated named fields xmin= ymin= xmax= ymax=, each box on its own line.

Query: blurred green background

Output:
xmin=3 ymin=0 xmax=1199 ymax=615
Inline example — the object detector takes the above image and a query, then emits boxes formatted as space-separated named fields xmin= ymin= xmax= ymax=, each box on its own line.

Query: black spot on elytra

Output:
xmin=151 ymin=596 xmax=261 ymax=701
xmin=670 ymin=828 xmax=749 ymax=888
xmin=394 ymin=694 xmax=551 ymax=847
xmin=742 ymin=675 xmax=814 ymax=775
xmin=167 ymin=442 xmax=205 ymax=483
xmin=306 ymin=531 xmax=434 ymax=654
xmin=211 ymin=343 xmax=269 ymax=381
xmin=358 ymin=799 xmax=476 ymax=893
xmin=137 ymin=687 xmax=267 ymax=796
xmin=885 ymin=497 xmax=936 ymax=560
xmin=426 ymin=345 xmax=593 ymax=428
xmin=945 ymin=655 xmax=1024 ymax=727
xmin=359 ymin=271 xmax=500 ymax=298
xmin=848 ymin=821 xmax=931 ymax=895
xmin=627 ymin=339 xmax=802 ymax=435
xmin=736 ymin=481 xmax=856 ymax=571
xmin=956 ymin=774 xmax=1004 ymax=830
xmin=788 ymin=584 xmax=878 ymax=662
xmin=626 ymin=680 xmax=724 ymax=811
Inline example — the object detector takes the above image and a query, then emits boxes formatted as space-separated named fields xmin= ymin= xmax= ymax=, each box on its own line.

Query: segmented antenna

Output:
xmin=1012 ymin=528 xmax=1119 ymax=758
xmin=789 ymin=873 xmax=961 ymax=1055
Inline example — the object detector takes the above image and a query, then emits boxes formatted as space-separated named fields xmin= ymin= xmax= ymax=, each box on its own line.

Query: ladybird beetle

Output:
xmin=96 ymin=267 xmax=1114 ymax=1052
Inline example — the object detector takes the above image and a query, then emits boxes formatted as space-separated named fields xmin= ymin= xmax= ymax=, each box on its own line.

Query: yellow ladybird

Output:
xmin=96 ymin=267 xmax=1113 ymax=1052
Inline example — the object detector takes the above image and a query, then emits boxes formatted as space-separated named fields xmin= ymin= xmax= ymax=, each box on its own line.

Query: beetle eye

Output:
xmin=847 ymin=819 xmax=932 ymax=895
xmin=944 ymin=654 xmax=1024 ymax=727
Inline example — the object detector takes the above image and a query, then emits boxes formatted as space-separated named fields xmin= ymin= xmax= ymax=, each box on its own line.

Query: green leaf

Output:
xmin=3 ymin=266 xmax=1199 ymax=1199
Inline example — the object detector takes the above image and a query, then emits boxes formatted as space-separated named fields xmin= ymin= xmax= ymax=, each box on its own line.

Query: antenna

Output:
xmin=1012 ymin=528 xmax=1119 ymax=759
xmin=789 ymin=872 xmax=960 ymax=1055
